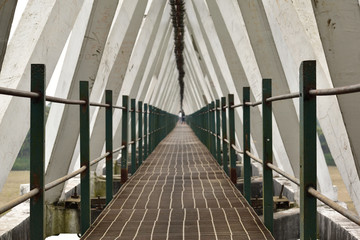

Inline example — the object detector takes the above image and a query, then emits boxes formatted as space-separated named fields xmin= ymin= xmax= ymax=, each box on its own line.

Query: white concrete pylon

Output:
xmin=0 ymin=0 xmax=84 ymax=191
xmin=184 ymin=13 xmax=224 ymax=99
xmin=153 ymin=62 xmax=176 ymax=107
xmin=143 ymin=36 xmax=174 ymax=105
xmin=312 ymin=0 xmax=360 ymax=213
xmin=261 ymin=0 xmax=337 ymax=199
xmin=183 ymin=63 xmax=207 ymax=107
xmin=44 ymin=0 xmax=96 ymax=202
xmin=136 ymin=25 xmax=173 ymax=102
xmin=65 ymin=0 xmax=148 ymax=182
xmin=89 ymin=1 xmax=169 ymax=176
xmin=183 ymin=39 xmax=215 ymax=102
xmin=205 ymin=0 xmax=296 ymax=187
xmin=0 ymin=0 xmax=17 ymax=70
xmin=155 ymin=65 xmax=177 ymax=106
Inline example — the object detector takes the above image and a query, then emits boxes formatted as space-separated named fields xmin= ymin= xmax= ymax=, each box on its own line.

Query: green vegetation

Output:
xmin=317 ymin=122 xmax=336 ymax=166
xmin=11 ymin=104 xmax=50 ymax=171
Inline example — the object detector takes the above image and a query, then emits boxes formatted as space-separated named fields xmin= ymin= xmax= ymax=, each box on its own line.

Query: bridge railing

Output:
xmin=0 ymin=64 xmax=177 ymax=239
xmin=187 ymin=60 xmax=360 ymax=240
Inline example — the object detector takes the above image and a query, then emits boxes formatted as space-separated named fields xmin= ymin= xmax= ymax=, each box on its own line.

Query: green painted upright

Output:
xmin=228 ymin=94 xmax=237 ymax=184
xmin=105 ymin=90 xmax=113 ymax=205
xmin=121 ymin=96 xmax=129 ymax=183
xmin=300 ymin=61 xmax=317 ymax=240
xmin=131 ymin=99 xmax=136 ymax=174
xmin=149 ymin=105 xmax=153 ymax=153
xmin=215 ymin=99 xmax=221 ymax=165
xmin=138 ymin=101 xmax=143 ymax=166
xmin=210 ymin=101 xmax=216 ymax=157
xmin=79 ymin=81 xmax=90 ymax=235
xmin=243 ymin=87 xmax=251 ymax=203
xmin=221 ymin=97 xmax=229 ymax=175
xmin=144 ymin=104 xmax=148 ymax=159
xmin=262 ymin=79 xmax=273 ymax=233
xmin=207 ymin=104 xmax=211 ymax=150
xmin=30 ymin=64 xmax=45 ymax=240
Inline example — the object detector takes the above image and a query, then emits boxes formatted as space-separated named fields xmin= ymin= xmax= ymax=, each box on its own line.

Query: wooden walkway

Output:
xmin=81 ymin=125 xmax=273 ymax=240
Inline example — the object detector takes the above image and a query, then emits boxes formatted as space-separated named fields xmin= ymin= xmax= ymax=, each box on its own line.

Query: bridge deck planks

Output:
xmin=82 ymin=125 xmax=273 ymax=240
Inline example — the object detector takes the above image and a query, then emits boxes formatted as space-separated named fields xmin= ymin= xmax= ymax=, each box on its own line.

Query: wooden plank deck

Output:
xmin=81 ymin=124 xmax=273 ymax=240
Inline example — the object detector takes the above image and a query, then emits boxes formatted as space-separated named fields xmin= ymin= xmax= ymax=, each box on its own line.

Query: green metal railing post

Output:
xmin=210 ymin=101 xmax=216 ymax=158
xmin=262 ymin=79 xmax=273 ymax=233
xmin=221 ymin=97 xmax=229 ymax=175
xmin=131 ymin=99 xmax=136 ymax=175
xmin=216 ymin=99 xmax=221 ymax=165
xmin=207 ymin=104 xmax=211 ymax=150
xmin=243 ymin=87 xmax=251 ymax=203
xmin=149 ymin=105 xmax=153 ymax=153
xmin=138 ymin=101 xmax=143 ymax=166
xmin=300 ymin=60 xmax=317 ymax=240
xmin=79 ymin=81 xmax=90 ymax=235
xmin=203 ymin=107 xmax=206 ymax=145
xmin=121 ymin=95 xmax=129 ymax=183
xmin=144 ymin=104 xmax=148 ymax=159
xmin=105 ymin=90 xmax=113 ymax=205
xmin=228 ymin=94 xmax=237 ymax=184
xmin=30 ymin=64 xmax=45 ymax=240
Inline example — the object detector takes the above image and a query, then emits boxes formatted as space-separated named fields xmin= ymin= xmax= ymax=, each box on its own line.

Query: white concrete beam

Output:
xmin=66 ymin=0 xmax=148 ymax=180
xmin=0 ymin=0 xmax=84 ymax=191
xmin=261 ymin=0 xmax=337 ymax=199
xmin=206 ymin=0 xmax=296 ymax=188
xmin=312 ymin=0 xmax=360 ymax=213
xmin=0 ymin=0 xmax=17 ymax=70
xmin=45 ymin=0 xmax=98 ymax=202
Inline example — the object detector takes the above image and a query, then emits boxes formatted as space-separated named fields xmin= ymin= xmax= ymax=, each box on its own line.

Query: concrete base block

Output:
xmin=273 ymin=208 xmax=300 ymax=240
xmin=318 ymin=206 xmax=360 ymax=240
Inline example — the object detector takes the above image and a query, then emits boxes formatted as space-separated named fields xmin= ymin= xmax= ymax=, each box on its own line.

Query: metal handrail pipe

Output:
xmin=245 ymin=150 xmax=262 ymax=164
xmin=46 ymin=96 xmax=86 ymax=105
xmin=113 ymin=145 xmax=125 ymax=154
xmin=266 ymin=93 xmax=300 ymax=103
xmin=45 ymin=166 xmax=87 ymax=191
xmin=308 ymin=187 xmax=360 ymax=226
xmin=245 ymin=150 xmax=360 ymax=226
xmin=246 ymin=150 xmax=300 ymax=185
xmin=0 ymin=87 xmax=40 ymax=99
xmin=90 ymin=152 xmax=110 ymax=166
xmin=309 ymin=83 xmax=360 ymax=96
xmin=0 ymin=188 xmax=39 ymax=214
xmin=267 ymin=162 xmax=300 ymax=185
xmin=89 ymin=102 xmax=110 ymax=108
xmin=128 ymin=140 xmax=135 ymax=145
xmin=231 ymin=144 xmax=243 ymax=154
xmin=231 ymin=103 xmax=243 ymax=109
xmin=245 ymin=101 xmax=262 ymax=107
xmin=113 ymin=105 xmax=126 ymax=110
xmin=224 ymin=138 xmax=230 ymax=144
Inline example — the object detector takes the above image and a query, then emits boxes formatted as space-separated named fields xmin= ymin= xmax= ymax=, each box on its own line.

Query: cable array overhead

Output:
xmin=170 ymin=0 xmax=185 ymax=110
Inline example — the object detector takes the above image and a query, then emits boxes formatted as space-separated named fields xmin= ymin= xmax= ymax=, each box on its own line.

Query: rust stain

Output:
xmin=230 ymin=168 xmax=237 ymax=184
xmin=121 ymin=169 xmax=128 ymax=183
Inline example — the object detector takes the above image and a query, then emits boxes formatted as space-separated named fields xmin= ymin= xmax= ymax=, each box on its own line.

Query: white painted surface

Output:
xmin=312 ymin=0 xmax=360 ymax=214
xmin=0 ymin=0 xmax=84 ymax=191
xmin=45 ymin=0 xmax=119 ymax=203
